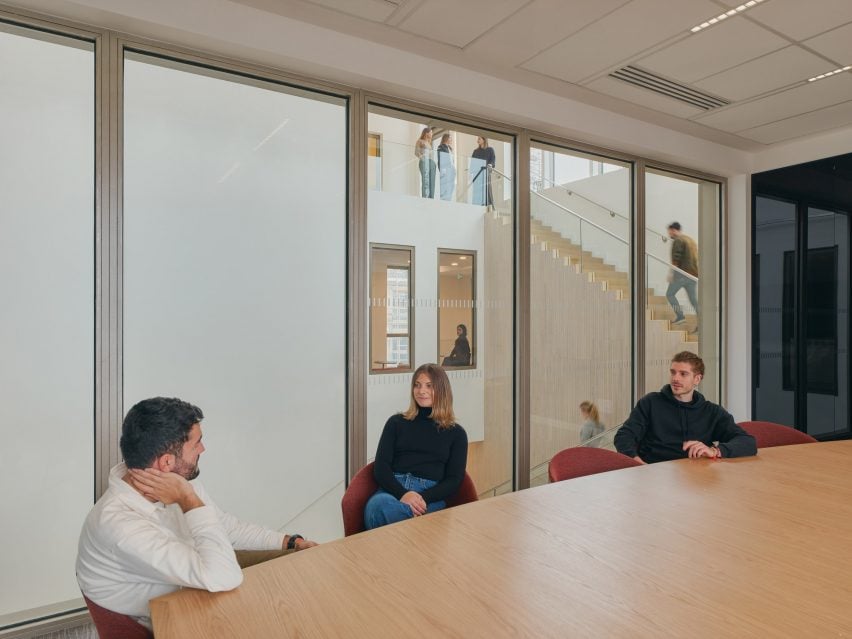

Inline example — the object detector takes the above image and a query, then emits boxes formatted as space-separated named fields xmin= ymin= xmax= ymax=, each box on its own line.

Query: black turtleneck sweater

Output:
xmin=614 ymin=385 xmax=757 ymax=463
xmin=373 ymin=406 xmax=468 ymax=503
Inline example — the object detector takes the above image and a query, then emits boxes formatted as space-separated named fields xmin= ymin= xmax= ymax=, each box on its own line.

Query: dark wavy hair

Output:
xmin=120 ymin=397 xmax=204 ymax=469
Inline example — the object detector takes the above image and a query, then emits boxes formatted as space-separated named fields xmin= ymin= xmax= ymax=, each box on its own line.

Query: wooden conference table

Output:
xmin=151 ymin=441 xmax=852 ymax=638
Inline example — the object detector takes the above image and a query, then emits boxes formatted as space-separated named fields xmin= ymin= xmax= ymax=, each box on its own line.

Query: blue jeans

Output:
xmin=666 ymin=272 xmax=698 ymax=322
xmin=364 ymin=473 xmax=446 ymax=530
xmin=419 ymin=158 xmax=436 ymax=198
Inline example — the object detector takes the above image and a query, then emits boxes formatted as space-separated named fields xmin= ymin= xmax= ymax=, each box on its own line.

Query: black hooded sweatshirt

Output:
xmin=614 ymin=385 xmax=757 ymax=463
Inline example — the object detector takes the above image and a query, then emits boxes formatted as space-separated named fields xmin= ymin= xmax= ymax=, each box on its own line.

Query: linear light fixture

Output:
xmin=808 ymin=66 xmax=852 ymax=82
xmin=690 ymin=0 xmax=766 ymax=33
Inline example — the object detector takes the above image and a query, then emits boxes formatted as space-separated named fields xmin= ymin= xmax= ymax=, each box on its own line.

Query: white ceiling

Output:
xmin=237 ymin=0 xmax=852 ymax=148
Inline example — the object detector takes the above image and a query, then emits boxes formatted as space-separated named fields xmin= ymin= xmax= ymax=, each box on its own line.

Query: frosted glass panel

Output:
xmin=124 ymin=54 xmax=346 ymax=541
xmin=0 ymin=26 xmax=94 ymax=622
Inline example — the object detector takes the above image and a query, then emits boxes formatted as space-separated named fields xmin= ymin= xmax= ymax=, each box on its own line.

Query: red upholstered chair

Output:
xmin=737 ymin=421 xmax=817 ymax=448
xmin=548 ymin=447 xmax=642 ymax=483
xmin=341 ymin=462 xmax=478 ymax=536
xmin=83 ymin=595 xmax=153 ymax=639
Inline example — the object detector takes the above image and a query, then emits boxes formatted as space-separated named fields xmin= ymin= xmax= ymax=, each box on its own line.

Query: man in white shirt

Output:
xmin=76 ymin=397 xmax=317 ymax=630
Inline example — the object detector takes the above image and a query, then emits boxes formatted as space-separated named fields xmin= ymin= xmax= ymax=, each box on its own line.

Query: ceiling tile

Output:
xmin=694 ymin=73 xmax=852 ymax=131
xmin=636 ymin=17 xmax=788 ymax=84
xmin=738 ymin=99 xmax=852 ymax=144
xmin=586 ymin=76 xmax=706 ymax=117
xmin=521 ymin=0 xmax=721 ymax=83
xmin=397 ymin=0 xmax=526 ymax=48
xmin=303 ymin=0 xmax=399 ymax=22
xmin=803 ymin=22 xmax=852 ymax=65
xmin=464 ymin=0 xmax=631 ymax=66
xmin=694 ymin=46 xmax=831 ymax=102
xmin=748 ymin=0 xmax=852 ymax=41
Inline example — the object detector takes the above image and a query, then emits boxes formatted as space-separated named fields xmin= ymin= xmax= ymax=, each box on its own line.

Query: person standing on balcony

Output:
xmin=414 ymin=126 xmax=436 ymax=199
xmin=614 ymin=351 xmax=756 ymax=464
xmin=471 ymin=136 xmax=496 ymax=208
xmin=666 ymin=221 xmax=699 ymax=331
xmin=579 ymin=401 xmax=605 ymax=447
xmin=437 ymin=132 xmax=456 ymax=201
xmin=365 ymin=363 xmax=468 ymax=529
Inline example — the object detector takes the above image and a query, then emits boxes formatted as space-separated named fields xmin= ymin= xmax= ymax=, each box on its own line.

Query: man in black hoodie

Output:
xmin=615 ymin=351 xmax=757 ymax=464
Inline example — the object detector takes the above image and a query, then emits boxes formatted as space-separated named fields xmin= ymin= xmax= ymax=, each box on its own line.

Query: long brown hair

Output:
xmin=402 ymin=363 xmax=456 ymax=429
xmin=579 ymin=401 xmax=600 ymax=424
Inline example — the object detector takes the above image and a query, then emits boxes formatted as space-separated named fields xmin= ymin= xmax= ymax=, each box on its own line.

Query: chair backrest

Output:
xmin=341 ymin=462 xmax=379 ymax=537
xmin=83 ymin=595 xmax=153 ymax=639
xmin=737 ymin=421 xmax=817 ymax=448
xmin=548 ymin=447 xmax=642 ymax=483
xmin=341 ymin=462 xmax=479 ymax=536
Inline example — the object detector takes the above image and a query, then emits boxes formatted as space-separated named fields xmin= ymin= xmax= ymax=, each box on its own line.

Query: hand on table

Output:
xmin=294 ymin=538 xmax=318 ymax=550
xmin=633 ymin=456 xmax=647 ymax=465
xmin=683 ymin=440 xmax=720 ymax=459
xmin=128 ymin=468 xmax=204 ymax=512
xmin=400 ymin=491 xmax=427 ymax=516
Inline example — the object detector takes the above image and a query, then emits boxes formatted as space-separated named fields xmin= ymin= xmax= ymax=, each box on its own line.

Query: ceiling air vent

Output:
xmin=609 ymin=65 xmax=730 ymax=110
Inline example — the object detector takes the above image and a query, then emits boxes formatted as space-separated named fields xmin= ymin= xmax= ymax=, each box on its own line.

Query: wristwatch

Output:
xmin=286 ymin=534 xmax=304 ymax=550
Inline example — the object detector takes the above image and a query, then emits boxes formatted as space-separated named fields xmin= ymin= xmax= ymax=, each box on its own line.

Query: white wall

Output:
xmin=367 ymin=190 xmax=487 ymax=456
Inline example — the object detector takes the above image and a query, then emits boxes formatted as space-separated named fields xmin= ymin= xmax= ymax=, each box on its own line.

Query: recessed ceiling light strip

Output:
xmin=808 ymin=66 xmax=852 ymax=82
xmin=690 ymin=0 xmax=766 ymax=34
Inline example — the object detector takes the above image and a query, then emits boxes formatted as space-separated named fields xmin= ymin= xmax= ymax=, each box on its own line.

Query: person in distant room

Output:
xmin=415 ymin=126 xmax=436 ymax=199
xmin=666 ymin=221 xmax=699 ymax=332
xmin=470 ymin=135 xmax=496 ymax=207
xmin=614 ymin=351 xmax=756 ymax=464
xmin=579 ymin=401 xmax=605 ymax=447
xmin=437 ymin=132 xmax=456 ymax=201
xmin=365 ymin=363 xmax=468 ymax=529
xmin=442 ymin=323 xmax=471 ymax=367
xmin=76 ymin=397 xmax=317 ymax=630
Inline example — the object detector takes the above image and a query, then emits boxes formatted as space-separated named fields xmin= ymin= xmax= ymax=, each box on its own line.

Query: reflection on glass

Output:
xmin=438 ymin=250 xmax=475 ymax=368
xmin=753 ymin=196 xmax=796 ymax=425
xmin=528 ymin=143 xmax=632 ymax=486
xmin=645 ymin=169 xmax=720 ymax=401
xmin=805 ymin=207 xmax=848 ymax=437
xmin=370 ymin=245 xmax=413 ymax=372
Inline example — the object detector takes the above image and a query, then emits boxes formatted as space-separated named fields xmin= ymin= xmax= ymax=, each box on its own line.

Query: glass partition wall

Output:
xmin=0 ymin=22 xmax=94 ymax=628
xmin=123 ymin=53 xmax=348 ymax=541
xmin=366 ymin=105 xmax=515 ymax=498
xmin=644 ymin=169 xmax=722 ymax=402
xmin=529 ymin=143 xmax=633 ymax=485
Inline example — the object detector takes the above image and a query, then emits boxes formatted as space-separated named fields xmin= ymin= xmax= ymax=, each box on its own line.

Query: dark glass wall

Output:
xmin=752 ymin=153 xmax=852 ymax=439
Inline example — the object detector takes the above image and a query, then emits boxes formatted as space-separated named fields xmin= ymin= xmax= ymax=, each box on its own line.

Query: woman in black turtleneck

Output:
xmin=364 ymin=363 xmax=468 ymax=530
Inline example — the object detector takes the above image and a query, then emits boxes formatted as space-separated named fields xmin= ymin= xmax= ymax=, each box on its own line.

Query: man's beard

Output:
xmin=173 ymin=456 xmax=200 ymax=480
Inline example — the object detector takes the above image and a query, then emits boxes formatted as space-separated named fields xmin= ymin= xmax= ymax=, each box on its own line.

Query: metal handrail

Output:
xmin=646 ymin=251 xmax=698 ymax=282
xmin=535 ymin=174 xmax=670 ymax=244
xmin=535 ymin=175 xmax=627 ymax=221
xmin=532 ymin=190 xmax=627 ymax=246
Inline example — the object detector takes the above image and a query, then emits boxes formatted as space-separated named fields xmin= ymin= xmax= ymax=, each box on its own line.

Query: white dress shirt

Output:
xmin=76 ymin=463 xmax=286 ymax=629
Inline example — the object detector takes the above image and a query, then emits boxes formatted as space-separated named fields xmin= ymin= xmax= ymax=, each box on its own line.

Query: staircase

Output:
xmin=530 ymin=217 xmax=697 ymax=343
